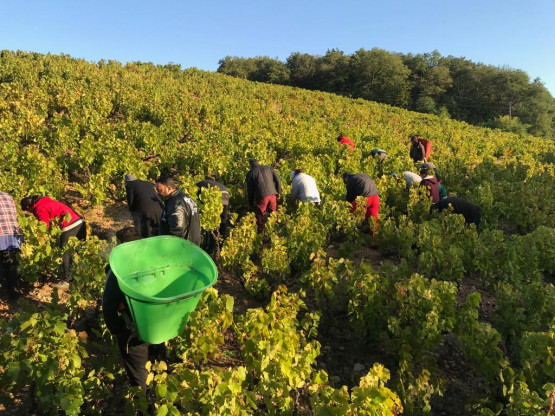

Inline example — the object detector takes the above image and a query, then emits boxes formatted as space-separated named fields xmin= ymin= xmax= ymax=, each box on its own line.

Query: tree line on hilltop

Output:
xmin=217 ymin=49 xmax=555 ymax=139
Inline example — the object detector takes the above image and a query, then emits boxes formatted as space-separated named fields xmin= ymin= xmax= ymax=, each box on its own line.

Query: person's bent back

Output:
xmin=290 ymin=169 xmax=320 ymax=204
xmin=434 ymin=197 xmax=481 ymax=228
xmin=246 ymin=159 xmax=282 ymax=233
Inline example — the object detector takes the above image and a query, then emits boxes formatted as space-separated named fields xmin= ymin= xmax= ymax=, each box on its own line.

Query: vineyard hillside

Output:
xmin=0 ymin=50 xmax=554 ymax=415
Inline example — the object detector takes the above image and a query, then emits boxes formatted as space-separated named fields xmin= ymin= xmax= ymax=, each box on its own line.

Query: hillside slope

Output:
xmin=0 ymin=51 xmax=554 ymax=415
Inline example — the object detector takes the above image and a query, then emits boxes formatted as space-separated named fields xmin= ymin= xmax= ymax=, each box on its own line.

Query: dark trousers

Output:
xmin=116 ymin=336 xmax=167 ymax=390
xmin=0 ymin=249 xmax=20 ymax=299
xmin=117 ymin=335 xmax=149 ymax=390
xmin=220 ymin=205 xmax=229 ymax=239
xmin=255 ymin=195 xmax=277 ymax=233
xmin=132 ymin=212 xmax=160 ymax=238
xmin=60 ymin=222 xmax=87 ymax=281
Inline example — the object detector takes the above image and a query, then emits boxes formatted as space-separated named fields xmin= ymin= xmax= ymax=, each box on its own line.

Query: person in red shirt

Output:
xmin=21 ymin=195 xmax=86 ymax=283
xmin=337 ymin=134 xmax=355 ymax=152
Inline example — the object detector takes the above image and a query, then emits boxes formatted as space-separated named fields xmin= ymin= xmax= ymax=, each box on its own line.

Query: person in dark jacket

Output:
xmin=125 ymin=174 xmax=163 ymax=238
xmin=21 ymin=195 xmax=86 ymax=283
xmin=102 ymin=227 xmax=165 ymax=391
xmin=343 ymin=172 xmax=380 ymax=234
xmin=433 ymin=197 xmax=482 ymax=228
xmin=409 ymin=135 xmax=427 ymax=163
xmin=155 ymin=176 xmax=201 ymax=246
xmin=246 ymin=159 xmax=282 ymax=233
xmin=419 ymin=166 xmax=440 ymax=204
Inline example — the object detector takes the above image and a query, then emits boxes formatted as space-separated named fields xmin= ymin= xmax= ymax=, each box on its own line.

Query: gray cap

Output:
xmin=124 ymin=173 xmax=137 ymax=183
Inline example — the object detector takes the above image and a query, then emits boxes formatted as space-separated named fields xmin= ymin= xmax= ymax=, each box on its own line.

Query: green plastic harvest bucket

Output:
xmin=109 ymin=235 xmax=218 ymax=344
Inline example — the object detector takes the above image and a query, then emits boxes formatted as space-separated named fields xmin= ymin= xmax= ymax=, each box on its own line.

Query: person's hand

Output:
xmin=276 ymin=194 xmax=281 ymax=200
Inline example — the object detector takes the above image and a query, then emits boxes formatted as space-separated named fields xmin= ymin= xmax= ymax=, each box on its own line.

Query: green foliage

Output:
xmin=454 ymin=292 xmax=507 ymax=383
xmin=167 ymin=288 xmax=234 ymax=364
xmin=18 ymin=214 xmax=64 ymax=282
xmin=196 ymin=184 xmax=222 ymax=232
xmin=309 ymin=364 xmax=403 ymax=415
xmin=235 ymin=287 xmax=320 ymax=414
xmin=0 ymin=306 xmax=89 ymax=415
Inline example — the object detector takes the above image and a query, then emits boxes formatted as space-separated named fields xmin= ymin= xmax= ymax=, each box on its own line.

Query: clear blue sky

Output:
xmin=1 ymin=0 xmax=554 ymax=95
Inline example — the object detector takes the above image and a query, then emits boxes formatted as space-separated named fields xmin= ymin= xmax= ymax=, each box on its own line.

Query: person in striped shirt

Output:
xmin=0 ymin=192 xmax=23 ymax=300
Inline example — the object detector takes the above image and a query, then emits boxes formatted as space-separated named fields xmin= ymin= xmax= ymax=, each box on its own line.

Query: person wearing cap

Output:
xmin=337 ymin=133 xmax=355 ymax=152
xmin=343 ymin=172 xmax=380 ymax=234
xmin=124 ymin=174 xmax=163 ymax=238
xmin=196 ymin=175 xmax=230 ymax=239
xmin=290 ymin=169 xmax=320 ymax=205
xmin=409 ymin=135 xmax=427 ymax=163
xmin=433 ymin=197 xmax=481 ymax=229
xmin=371 ymin=147 xmax=387 ymax=164
xmin=155 ymin=176 xmax=201 ymax=246
xmin=0 ymin=191 xmax=23 ymax=300
xmin=245 ymin=159 xmax=282 ymax=233
xmin=418 ymin=162 xmax=448 ymax=199
xmin=419 ymin=166 xmax=440 ymax=203
xmin=21 ymin=195 xmax=86 ymax=283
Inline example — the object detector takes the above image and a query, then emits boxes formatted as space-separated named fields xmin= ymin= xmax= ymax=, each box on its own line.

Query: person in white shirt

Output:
xmin=402 ymin=171 xmax=422 ymax=189
xmin=290 ymin=169 xmax=321 ymax=204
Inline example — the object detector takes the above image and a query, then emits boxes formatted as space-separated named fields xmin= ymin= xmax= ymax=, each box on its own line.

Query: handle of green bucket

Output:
xmin=126 ymin=287 xmax=209 ymax=305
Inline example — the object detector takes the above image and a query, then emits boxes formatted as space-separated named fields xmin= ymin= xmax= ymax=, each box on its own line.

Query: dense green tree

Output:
xmin=403 ymin=51 xmax=452 ymax=114
xmin=349 ymin=48 xmax=410 ymax=107
xmin=217 ymin=56 xmax=257 ymax=79
xmin=218 ymin=56 xmax=289 ymax=85
xmin=286 ymin=52 xmax=319 ymax=90
xmin=219 ymin=49 xmax=555 ymax=138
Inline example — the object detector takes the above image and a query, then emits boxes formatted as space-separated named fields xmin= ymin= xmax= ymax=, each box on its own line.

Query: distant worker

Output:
xmin=337 ymin=133 xmax=354 ymax=152
xmin=343 ymin=172 xmax=380 ymax=233
xmin=419 ymin=166 xmax=440 ymax=203
xmin=0 ymin=191 xmax=23 ymax=300
xmin=371 ymin=148 xmax=387 ymax=164
xmin=124 ymin=174 xmax=163 ymax=238
xmin=433 ymin=197 xmax=481 ymax=228
xmin=290 ymin=169 xmax=320 ymax=205
xmin=419 ymin=162 xmax=447 ymax=199
xmin=21 ymin=195 xmax=86 ymax=283
xmin=103 ymin=227 xmax=165 ymax=391
xmin=400 ymin=171 xmax=422 ymax=189
xmin=409 ymin=135 xmax=427 ymax=163
xmin=196 ymin=175 xmax=230 ymax=238
xmin=155 ymin=176 xmax=201 ymax=246
xmin=246 ymin=159 xmax=282 ymax=233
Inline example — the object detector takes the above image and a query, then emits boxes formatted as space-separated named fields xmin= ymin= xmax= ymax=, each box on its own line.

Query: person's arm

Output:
xmin=126 ymin=184 xmax=134 ymax=210
xmin=167 ymin=201 xmax=188 ymax=237
xmin=433 ymin=167 xmax=441 ymax=182
xmin=246 ymin=173 xmax=254 ymax=206
xmin=345 ymin=181 xmax=356 ymax=203
xmin=290 ymin=177 xmax=300 ymax=202
xmin=102 ymin=271 xmax=127 ymax=336
xmin=272 ymin=170 xmax=282 ymax=196
xmin=420 ymin=143 xmax=427 ymax=162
